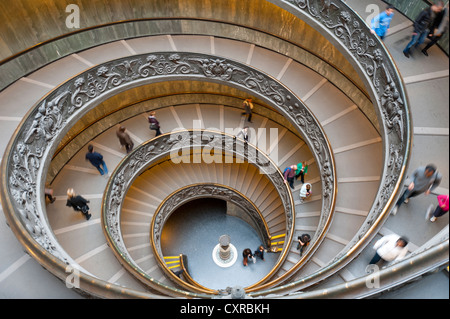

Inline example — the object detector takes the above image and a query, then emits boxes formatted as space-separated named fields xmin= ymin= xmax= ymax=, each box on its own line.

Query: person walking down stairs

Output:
xmin=295 ymin=161 xmax=308 ymax=184
xmin=370 ymin=5 xmax=395 ymax=40
xmin=369 ymin=234 xmax=409 ymax=265
xmin=299 ymin=183 xmax=312 ymax=203
xmin=283 ymin=165 xmax=297 ymax=189
xmin=116 ymin=126 xmax=134 ymax=153
xmin=296 ymin=234 xmax=311 ymax=257
xmin=391 ymin=164 xmax=442 ymax=216
xmin=425 ymin=194 xmax=449 ymax=222
xmin=44 ymin=187 xmax=56 ymax=204
xmin=148 ymin=111 xmax=162 ymax=137
xmin=422 ymin=3 xmax=449 ymax=56
xmin=403 ymin=2 xmax=444 ymax=58
xmin=242 ymin=98 xmax=254 ymax=123
xmin=66 ymin=188 xmax=91 ymax=220
xmin=85 ymin=144 xmax=108 ymax=176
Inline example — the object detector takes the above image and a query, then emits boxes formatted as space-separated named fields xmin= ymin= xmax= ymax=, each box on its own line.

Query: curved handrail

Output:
xmin=179 ymin=254 xmax=214 ymax=292
xmin=0 ymin=50 xmax=335 ymax=298
xmin=149 ymin=182 xmax=272 ymax=292
xmin=102 ymin=129 xmax=295 ymax=294
xmin=151 ymin=183 xmax=272 ymax=254
xmin=244 ymin=0 xmax=414 ymax=296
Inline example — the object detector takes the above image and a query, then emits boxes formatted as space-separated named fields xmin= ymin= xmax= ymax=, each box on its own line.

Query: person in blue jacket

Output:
xmin=370 ymin=5 xmax=395 ymax=40
xmin=85 ymin=144 xmax=108 ymax=176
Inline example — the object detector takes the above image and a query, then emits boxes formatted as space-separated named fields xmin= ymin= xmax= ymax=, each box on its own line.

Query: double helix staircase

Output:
xmin=0 ymin=0 xmax=448 ymax=299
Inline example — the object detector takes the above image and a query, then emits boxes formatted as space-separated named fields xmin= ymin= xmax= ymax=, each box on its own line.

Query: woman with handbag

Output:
xmin=242 ymin=248 xmax=254 ymax=266
xmin=148 ymin=111 xmax=162 ymax=137
xmin=425 ymin=194 xmax=449 ymax=222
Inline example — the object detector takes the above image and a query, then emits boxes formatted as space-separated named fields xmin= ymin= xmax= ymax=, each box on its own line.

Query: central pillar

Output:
xmin=219 ymin=235 xmax=231 ymax=260
xmin=212 ymin=234 xmax=238 ymax=268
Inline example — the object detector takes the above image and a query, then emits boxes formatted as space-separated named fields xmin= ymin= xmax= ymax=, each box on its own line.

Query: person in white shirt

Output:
xmin=299 ymin=183 xmax=312 ymax=203
xmin=236 ymin=126 xmax=250 ymax=142
xmin=369 ymin=234 xmax=409 ymax=265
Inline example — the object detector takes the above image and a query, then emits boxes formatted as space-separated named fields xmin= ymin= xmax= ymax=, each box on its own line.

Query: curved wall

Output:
xmin=0 ymin=0 xmax=367 ymax=96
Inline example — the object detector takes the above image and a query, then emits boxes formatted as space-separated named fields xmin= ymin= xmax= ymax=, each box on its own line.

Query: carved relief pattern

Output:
xmin=5 ymin=52 xmax=333 ymax=266
xmin=103 ymin=131 xmax=293 ymax=249
xmin=102 ymin=131 xmax=295 ymax=277
xmin=151 ymin=184 xmax=270 ymax=257
xmin=281 ymin=0 xmax=410 ymax=263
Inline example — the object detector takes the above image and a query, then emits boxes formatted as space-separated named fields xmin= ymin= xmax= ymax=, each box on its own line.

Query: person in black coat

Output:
xmin=296 ymin=233 xmax=311 ymax=257
xmin=66 ymin=188 xmax=91 ymax=220
xmin=403 ymin=2 xmax=444 ymax=58
xmin=422 ymin=3 xmax=449 ymax=56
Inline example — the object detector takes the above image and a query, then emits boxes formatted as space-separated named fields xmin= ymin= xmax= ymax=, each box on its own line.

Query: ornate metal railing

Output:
xmin=0 ymin=48 xmax=336 ymax=298
xmin=102 ymin=129 xmax=294 ymax=295
xmin=244 ymin=0 xmax=414 ymax=295
xmin=151 ymin=183 xmax=272 ymax=256
xmin=0 ymin=0 xmax=429 ymax=298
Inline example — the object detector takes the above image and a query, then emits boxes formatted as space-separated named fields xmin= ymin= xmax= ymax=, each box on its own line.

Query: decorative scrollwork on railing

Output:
xmin=243 ymin=0 xmax=412 ymax=295
xmin=151 ymin=184 xmax=271 ymax=264
xmin=102 ymin=130 xmax=294 ymax=292
xmin=1 ymin=51 xmax=336 ymax=280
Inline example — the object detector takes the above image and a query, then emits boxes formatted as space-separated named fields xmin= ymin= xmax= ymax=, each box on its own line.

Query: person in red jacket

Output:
xmin=426 ymin=194 xmax=449 ymax=222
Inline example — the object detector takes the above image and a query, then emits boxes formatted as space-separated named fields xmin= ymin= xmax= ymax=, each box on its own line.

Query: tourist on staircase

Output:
xmin=425 ymin=194 xmax=449 ymax=223
xmin=369 ymin=234 xmax=409 ymax=265
xmin=85 ymin=144 xmax=109 ymax=176
xmin=299 ymin=183 xmax=312 ymax=203
xmin=148 ymin=111 xmax=162 ymax=137
xmin=295 ymin=161 xmax=308 ymax=184
xmin=116 ymin=125 xmax=134 ymax=153
xmin=66 ymin=188 xmax=91 ymax=221
xmin=392 ymin=164 xmax=442 ymax=215
xmin=403 ymin=1 xmax=444 ymax=58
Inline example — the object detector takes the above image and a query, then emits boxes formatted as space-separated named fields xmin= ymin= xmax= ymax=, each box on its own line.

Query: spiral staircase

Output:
xmin=0 ymin=0 xmax=448 ymax=299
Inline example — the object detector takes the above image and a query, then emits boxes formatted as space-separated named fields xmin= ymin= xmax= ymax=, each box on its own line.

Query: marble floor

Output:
xmin=161 ymin=198 xmax=280 ymax=290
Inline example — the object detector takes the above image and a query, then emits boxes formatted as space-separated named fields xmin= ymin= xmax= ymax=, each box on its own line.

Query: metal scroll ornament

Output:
xmin=103 ymin=130 xmax=294 ymax=258
xmin=151 ymin=184 xmax=271 ymax=257
xmin=2 ymin=52 xmax=335 ymax=266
